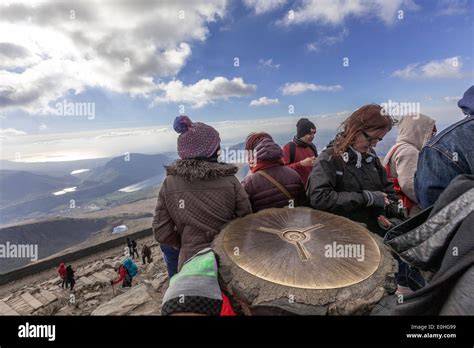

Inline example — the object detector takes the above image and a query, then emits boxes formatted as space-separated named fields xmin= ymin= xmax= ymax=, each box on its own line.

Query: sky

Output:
xmin=0 ymin=0 xmax=473 ymax=162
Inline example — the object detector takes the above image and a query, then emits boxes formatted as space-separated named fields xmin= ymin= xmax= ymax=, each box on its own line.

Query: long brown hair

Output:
xmin=333 ymin=104 xmax=394 ymax=154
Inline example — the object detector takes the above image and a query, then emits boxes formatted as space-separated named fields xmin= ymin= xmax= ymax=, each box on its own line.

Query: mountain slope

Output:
xmin=0 ymin=170 xmax=80 ymax=207
xmin=0 ymin=153 xmax=171 ymax=224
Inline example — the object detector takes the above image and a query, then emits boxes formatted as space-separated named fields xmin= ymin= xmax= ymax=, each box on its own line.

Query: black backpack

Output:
xmin=288 ymin=141 xmax=317 ymax=164
xmin=289 ymin=142 xmax=297 ymax=164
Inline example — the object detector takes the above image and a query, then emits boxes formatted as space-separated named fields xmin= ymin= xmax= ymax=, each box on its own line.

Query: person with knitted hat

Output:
xmin=152 ymin=116 xmax=252 ymax=273
xmin=242 ymin=132 xmax=305 ymax=212
xmin=282 ymin=118 xmax=318 ymax=186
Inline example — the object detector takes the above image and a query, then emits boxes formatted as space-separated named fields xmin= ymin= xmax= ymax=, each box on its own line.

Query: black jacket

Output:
xmin=385 ymin=174 xmax=474 ymax=315
xmin=66 ymin=266 xmax=75 ymax=281
xmin=307 ymin=146 xmax=398 ymax=235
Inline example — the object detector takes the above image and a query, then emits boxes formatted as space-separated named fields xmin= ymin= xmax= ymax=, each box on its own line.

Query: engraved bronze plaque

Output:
xmin=222 ymin=208 xmax=381 ymax=289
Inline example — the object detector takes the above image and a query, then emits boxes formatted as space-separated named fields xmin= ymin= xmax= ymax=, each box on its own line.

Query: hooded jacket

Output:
xmin=152 ymin=159 xmax=252 ymax=270
xmin=307 ymin=145 xmax=398 ymax=236
xmin=58 ymin=263 xmax=66 ymax=279
xmin=112 ymin=265 xmax=128 ymax=286
xmin=383 ymin=114 xmax=436 ymax=214
xmin=242 ymin=138 xmax=305 ymax=212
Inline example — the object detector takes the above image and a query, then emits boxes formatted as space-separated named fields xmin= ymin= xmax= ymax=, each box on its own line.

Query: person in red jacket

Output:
xmin=57 ymin=262 xmax=66 ymax=288
xmin=282 ymin=118 xmax=318 ymax=186
xmin=111 ymin=261 xmax=132 ymax=288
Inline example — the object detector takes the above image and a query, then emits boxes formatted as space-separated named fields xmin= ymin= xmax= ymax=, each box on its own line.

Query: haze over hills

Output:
xmin=0 ymin=157 xmax=113 ymax=177
xmin=0 ymin=153 xmax=172 ymax=225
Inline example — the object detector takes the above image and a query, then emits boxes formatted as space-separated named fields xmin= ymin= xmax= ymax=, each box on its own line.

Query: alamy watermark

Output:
xmin=54 ymin=99 xmax=95 ymax=120
xmin=380 ymin=99 xmax=421 ymax=118
xmin=324 ymin=242 xmax=365 ymax=262
xmin=18 ymin=322 xmax=55 ymax=341
xmin=0 ymin=242 xmax=38 ymax=261
xmin=218 ymin=147 xmax=257 ymax=166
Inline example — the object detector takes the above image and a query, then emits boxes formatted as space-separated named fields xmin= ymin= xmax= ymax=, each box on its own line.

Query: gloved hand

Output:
xmin=363 ymin=190 xmax=386 ymax=208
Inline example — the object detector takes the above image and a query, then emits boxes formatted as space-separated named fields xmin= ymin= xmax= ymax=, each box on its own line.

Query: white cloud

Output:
xmin=306 ymin=28 xmax=349 ymax=52
xmin=392 ymin=57 xmax=466 ymax=80
xmin=443 ymin=96 xmax=461 ymax=102
xmin=258 ymin=58 xmax=280 ymax=69
xmin=436 ymin=0 xmax=468 ymax=16
xmin=250 ymin=96 xmax=279 ymax=106
xmin=95 ymin=128 xmax=169 ymax=139
xmin=4 ymin=106 xmax=466 ymax=162
xmin=243 ymin=0 xmax=288 ymax=15
xmin=38 ymin=124 xmax=48 ymax=131
xmin=281 ymin=82 xmax=342 ymax=95
xmin=0 ymin=128 xmax=27 ymax=136
xmin=278 ymin=0 xmax=418 ymax=26
xmin=153 ymin=77 xmax=256 ymax=108
xmin=0 ymin=0 xmax=227 ymax=114
xmin=0 ymin=112 xmax=351 ymax=161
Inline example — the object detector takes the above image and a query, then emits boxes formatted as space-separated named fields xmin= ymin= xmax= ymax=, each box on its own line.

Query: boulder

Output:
xmin=84 ymin=292 xmax=101 ymax=301
xmin=151 ymin=272 xmax=168 ymax=291
xmin=87 ymin=300 xmax=99 ymax=307
xmin=91 ymin=284 xmax=158 ymax=315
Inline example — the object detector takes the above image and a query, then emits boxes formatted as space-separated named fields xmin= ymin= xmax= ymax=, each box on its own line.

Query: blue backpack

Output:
xmin=122 ymin=258 xmax=138 ymax=278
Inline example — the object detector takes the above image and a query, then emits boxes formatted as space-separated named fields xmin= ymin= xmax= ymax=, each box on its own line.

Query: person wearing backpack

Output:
xmin=241 ymin=132 xmax=305 ymax=212
xmin=307 ymin=104 xmax=401 ymax=236
xmin=111 ymin=258 xmax=137 ymax=288
xmin=383 ymin=114 xmax=436 ymax=217
xmin=282 ymin=118 xmax=318 ymax=186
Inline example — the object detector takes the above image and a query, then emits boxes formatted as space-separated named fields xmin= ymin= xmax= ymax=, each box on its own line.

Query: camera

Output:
xmin=385 ymin=202 xmax=408 ymax=220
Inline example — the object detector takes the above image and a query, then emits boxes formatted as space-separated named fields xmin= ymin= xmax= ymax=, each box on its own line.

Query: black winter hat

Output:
xmin=296 ymin=118 xmax=316 ymax=138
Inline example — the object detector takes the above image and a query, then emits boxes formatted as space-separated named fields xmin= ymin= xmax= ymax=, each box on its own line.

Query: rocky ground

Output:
xmin=0 ymin=235 xmax=169 ymax=316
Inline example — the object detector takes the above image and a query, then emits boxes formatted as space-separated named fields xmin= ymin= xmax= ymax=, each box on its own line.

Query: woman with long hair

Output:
xmin=307 ymin=104 xmax=400 ymax=236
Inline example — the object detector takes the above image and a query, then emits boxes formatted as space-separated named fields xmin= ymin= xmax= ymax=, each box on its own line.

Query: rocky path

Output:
xmin=0 ymin=235 xmax=170 ymax=316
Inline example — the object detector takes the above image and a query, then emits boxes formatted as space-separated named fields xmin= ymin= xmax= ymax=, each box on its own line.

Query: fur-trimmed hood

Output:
xmin=165 ymin=159 xmax=239 ymax=181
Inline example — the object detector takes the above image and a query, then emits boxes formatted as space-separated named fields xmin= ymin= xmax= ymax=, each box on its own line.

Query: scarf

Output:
xmin=293 ymin=136 xmax=318 ymax=156
xmin=250 ymin=159 xmax=283 ymax=173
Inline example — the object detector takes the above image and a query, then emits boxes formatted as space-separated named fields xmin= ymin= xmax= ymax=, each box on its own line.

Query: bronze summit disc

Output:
xmin=222 ymin=207 xmax=381 ymax=289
